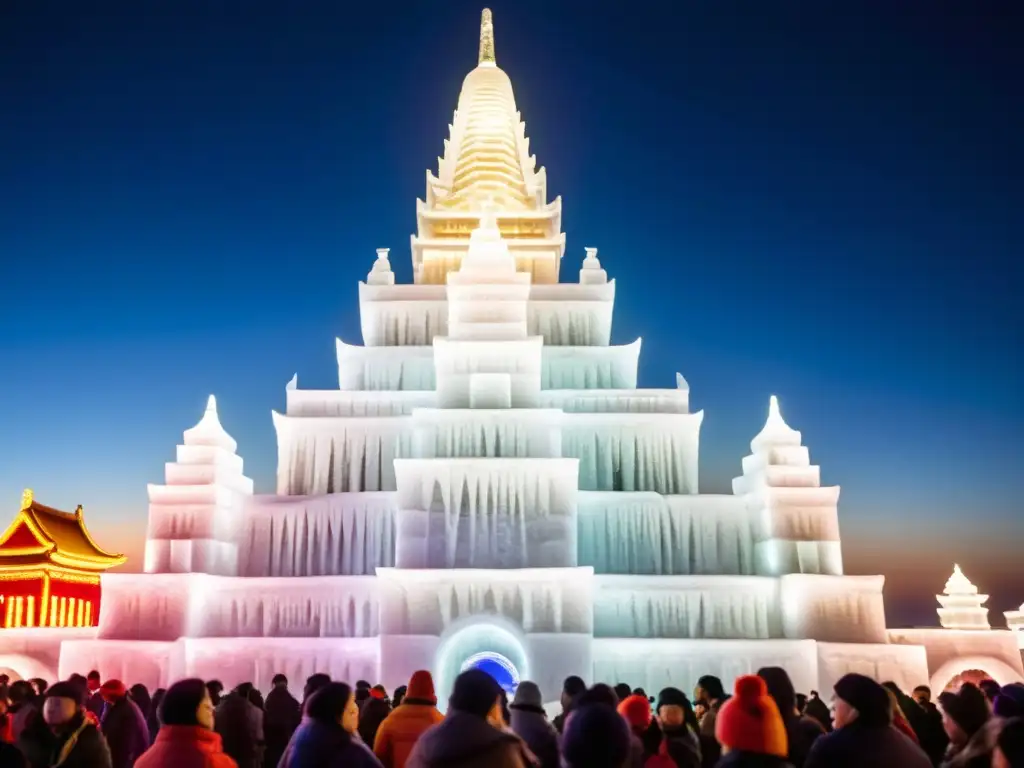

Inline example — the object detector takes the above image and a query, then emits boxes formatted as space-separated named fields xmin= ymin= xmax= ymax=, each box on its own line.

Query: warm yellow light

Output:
xmin=4 ymin=597 xmax=12 ymax=628
xmin=26 ymin=596 xmax=35 ymax=627
xmin=76 ymin=599 xmax=85 ymax=627
xmin=84 ymin=600 xmax=92 ymax=627
xmin=13 ymin=597 xmax=23 ymax=628
xmin=50 ymin=596 xmax=58 ymax=627
xmin=58 ymin=596 xmax=67 ymax=627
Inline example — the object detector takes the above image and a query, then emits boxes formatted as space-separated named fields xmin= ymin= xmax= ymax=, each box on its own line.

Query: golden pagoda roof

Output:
xmin=0 ymin=489 xmax=126 ymax=571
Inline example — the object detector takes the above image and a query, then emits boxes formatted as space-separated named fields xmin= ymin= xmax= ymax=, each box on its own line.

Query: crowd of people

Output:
xmin=0 ymin=666 xmax=1022 ymax=767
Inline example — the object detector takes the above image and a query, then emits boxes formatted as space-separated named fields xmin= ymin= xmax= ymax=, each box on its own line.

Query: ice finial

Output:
xmin=750 ymin=394 xmax=802 ymax=450
xmin=945 ymin=564 xmax=977 ymax=595
xmin=183 ymin=394 xmax=237 ymax=452
xmin=286 ymin=373 xmax=298 ymax=391
xmin=367 ymin=247 xmax=395 ymax=285
xmin=580 ymin=247 xmax=608 ymax=285
xmin=20 ymin=488 xmax=33 ymax=509
xmin=478 ymin=9 xmax=496 ymax=66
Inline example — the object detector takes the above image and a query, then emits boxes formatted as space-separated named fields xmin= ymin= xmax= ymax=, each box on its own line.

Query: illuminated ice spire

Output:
xmin=750 ymin=395 xmax=802 ymax=451
xmin=937 ymin=564 xmax=991 ymax=630
xmin=479 ymin=8 xmax=496 ymax=66
xmin=182 ymin=395 xmax=237 ymax=453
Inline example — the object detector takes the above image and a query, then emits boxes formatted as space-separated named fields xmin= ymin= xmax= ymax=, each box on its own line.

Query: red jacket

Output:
xmin=135 ymin=725 xmax=238 ymax=768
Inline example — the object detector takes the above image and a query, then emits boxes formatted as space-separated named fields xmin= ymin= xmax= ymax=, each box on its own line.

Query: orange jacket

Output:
xmin=373 ymin=701 xmax=444 ymax=768
xmin=135 ymin=725 xmax=238 ymax=768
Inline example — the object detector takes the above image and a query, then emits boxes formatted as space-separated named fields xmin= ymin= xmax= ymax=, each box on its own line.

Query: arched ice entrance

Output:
xmin=0 ymin=654 xmax=58 ymax=684
xmin=930 ymin=655 xmax=1024 ymax=693
xmin=434 ymin=618 xmax=529 ymax=710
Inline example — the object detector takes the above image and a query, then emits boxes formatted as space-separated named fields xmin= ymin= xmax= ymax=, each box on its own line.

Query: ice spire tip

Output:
xmin=479 ymin=8 xmax=495 ymax=65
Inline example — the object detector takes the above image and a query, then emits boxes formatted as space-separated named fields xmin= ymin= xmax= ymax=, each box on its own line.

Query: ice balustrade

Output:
xmin=594 ymin=576 xmax=782 ymax=639
xmin=539 ymin=388 xmax=689 ymax=414
xmin=241 ymin=493 xmax=398 ymax=577
xmin=411 ymin=408 xmax=563 ymax=459
xmin=578 ymin=493 xmax=755 ymax=575
xmin=562 ymin=413 xmax=702 ymax=494
xmin=336 ymin=339 xmax=643 ymax=392
xmin=286 ymin=387 xmax=436 ymax=417
xmin=375 ymin=567 xmax=594 ymax=635
xmin=393 ymin=458 xmax=578 ymax=569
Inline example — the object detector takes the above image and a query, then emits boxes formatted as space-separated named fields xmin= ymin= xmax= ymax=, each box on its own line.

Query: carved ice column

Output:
xmin=937 ymin=564 xmax=991 ymax=630
xmin=733 ymin=396 xmax=843 ymax=576
xmin=144 ymin=396 xmax=253 ymax=575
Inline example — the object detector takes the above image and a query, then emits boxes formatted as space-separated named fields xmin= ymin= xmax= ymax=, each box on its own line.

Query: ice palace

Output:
xmin=2 ymin=9 xmax=1021 ymax=702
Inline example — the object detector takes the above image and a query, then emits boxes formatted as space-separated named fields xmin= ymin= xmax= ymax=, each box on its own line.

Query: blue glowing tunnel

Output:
xmin=461 ymin=651 xmax=520 ymax=695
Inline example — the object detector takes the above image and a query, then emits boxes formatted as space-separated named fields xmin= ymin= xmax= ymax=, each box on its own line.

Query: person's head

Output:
xmin=272 ymin=674 xmax=288 ymax=688
xmin=656 ymin=687 xmax=696 ymax=731
xmin=795 ymin=693 xmax=808 ymax=712
xmin=613 ymin=683 xmax=631 ymax=703
xmin=449 ymin=669 xmax=503 ymax=724
xmin=912 ymin=685 xmax=932 ymax=705
xmin=405 ymin=670 xmax=435 ymax=705
xmin=355 ymin=680 xmax=371 ymax=691
xmin=129 ymin=683 xmax=150 ymax=708
xmin=939 ymin=683 xmax=991 ymax=746
xmin=980 ymin=679 xmax=1002 ymax=706
xmin=100 ymin=679 xmax=128 ymax=704
xmin=9 ymin=680 xmax=34 ymax=705
xmin=617 ymin=694 xmax=652 ymax=735
xmin=695 ymin=675 xmax=725 ymax=706
xmin=161 ymin=678 xmax=216 ymax=730
xmin=831 ymin=673 xmax=892 ymax=729
xmin=86 ymin=670 xmax=100 ymax=689
xmin=562 ymin=703 xmax=632 ymax=768
xmin=30 ymin=678 xmax=47 ymax=696
xmin=561 ymin=675 xmax=586 ymax=710
xmin=306 ymin=682 xmax=359 ymax=734
xmin=511 ymin=681 xmax=545 ymax=713
xmin=995 ymin=683 xmax=1024 ymax=720
xmin=392 ymin=685 xmax=407 ymax=708
xmin=757 ymin=667 xmax=799 ymax=718
xmin=714 ymin=676 xmax=787 ymax=758
xmin=42 ymin=681 xmax=83 ymax=728
xmin=0 ymin=673 xmax=8 ymax=686
xmin=994 ymin=717 xmax=1024 ymax=768
xmin=303 ymin=673 xmax=331 ymax=704
xmin=370 ymin=684 xmax=388 ymax=701
xmin=67 ymin=673 xmax=86 ymax=689
xmin=205 ymin=680 xmax=223 ymax=705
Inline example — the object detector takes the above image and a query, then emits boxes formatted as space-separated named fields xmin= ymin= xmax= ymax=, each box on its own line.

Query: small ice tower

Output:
xmin=937 ymin=564 xmax=991 ymax=630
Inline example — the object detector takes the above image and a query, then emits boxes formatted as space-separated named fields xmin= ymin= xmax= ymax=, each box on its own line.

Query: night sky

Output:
xmin=1 ymin=2 xmax=1021 ymax=627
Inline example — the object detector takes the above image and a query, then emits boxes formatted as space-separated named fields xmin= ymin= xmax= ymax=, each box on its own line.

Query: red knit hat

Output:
xmin=715 ymin=676 xmax=788 ymax=758
xmin=369 ymin=685 xmax=388 ymax=700
xmin=617 ymin=694 xmax=652 ymax=731
xmin=100 ymin=679 xmax=127 ymax=703
xmin=406 ymin=670 xmax=436 ymax=704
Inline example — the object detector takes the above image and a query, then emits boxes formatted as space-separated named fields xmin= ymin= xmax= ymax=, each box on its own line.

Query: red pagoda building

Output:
xmin=0 ymin=489 xmax=125 ymax=629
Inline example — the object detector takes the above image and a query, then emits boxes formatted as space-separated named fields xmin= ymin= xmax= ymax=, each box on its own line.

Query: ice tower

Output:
xmin=43 ymin=8 xmax=1024 ymax=698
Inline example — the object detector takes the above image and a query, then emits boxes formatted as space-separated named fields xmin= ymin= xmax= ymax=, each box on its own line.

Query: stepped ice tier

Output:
xmin=2 ymin=8 xmax=1022 ymax=699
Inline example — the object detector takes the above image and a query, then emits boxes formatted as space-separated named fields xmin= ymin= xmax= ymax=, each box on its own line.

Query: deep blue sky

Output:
xmin=1 ymin=1 xmax=1020 ymax=626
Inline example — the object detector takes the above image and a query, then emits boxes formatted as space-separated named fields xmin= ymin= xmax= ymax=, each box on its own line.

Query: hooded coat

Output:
xmin=404 ymin=710 xmax=533 ymax=768
xmin=135 ymin=725 xmax=238 ymax=768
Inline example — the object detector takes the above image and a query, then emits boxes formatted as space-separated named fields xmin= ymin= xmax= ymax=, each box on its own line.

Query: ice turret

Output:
xmin=579 ymin=247 xmax=607 ymax=285
xmin=1006 ymin=602 xmax=1024 ymax=650
xmin=144 ymin=395 xmax=253 ymax=575
xmin=367 ymin=248 xmax=395 ymax=286
xmin=733 ymin=395 xmax=842 ymax=576
xmin=937 ymin=564 xmax=991 ymax=630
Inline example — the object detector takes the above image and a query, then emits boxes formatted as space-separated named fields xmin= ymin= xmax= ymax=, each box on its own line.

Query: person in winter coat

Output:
xmin=99 ymin=679 xmax=150 ymax=768
xmin=278 ymin=682 xmax=382 ymax=768
xmin=85 ymin=672 xmax=105 ymax=722
xmin=561 ymin=702 xmax=632 ymax=768
xmin=508 ymin=681 xmax=559 ymax=768
xmin=801 ymin=693 xmax=831 ymax=733
xmin=552 ymin=675 xmax=586 ymax=735
xmin=405 ymin=669 xmax=534 ymax=768
xmin=373 ymin=670 xmax=444 ymax=768
xmin=17 ymin=680 xmax=113 ymax=768
xmin=756 ymin=668 xmax=822 ymax=768
xmin=994 ymin=717 xmax=1024 ymax=768
xmin=887 ymin=688 xmax=922 ymax=745
xmin=712 ymin=675 xmax=792 ymax=768
xmin=214 ymin=683 xmax=264 ymax=768
xmin=695 ymin=675 xmax=728 ymax=768
xmin=147 ymin=689 xmax=166 ymax=745
xmin=0 ymin=739 xmax=28 ymax=768
xmin=360 ymin=696 xmax=392 ymax=751
xmin=302 ymin=674 xmax=331 ymax=711
xmin=262 ymin=674 xmax=300 ymax=768
xmin=618 ymin=693 xmax=653 ymax=768
xmin=651 ymin=687 xmax=701 ymax=768
xmin=135 ymin=678 xmax=236 ymax=768
xmin=8 ymin=680 xmax=38 ymax=743
xmin=129 ymin=685 xmax=152 ymax=724
xmin=911 ymin=685 xmax=950 ymax=765
xmin=805 ymin=673 xmax=931 ymax=768
xmin=938 ymin=683 xmax=993 ymax=767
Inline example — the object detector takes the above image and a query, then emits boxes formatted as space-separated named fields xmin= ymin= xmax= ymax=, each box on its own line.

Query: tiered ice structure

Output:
xmin=937 ymin=565 xmax=991 ymax=631
xmin=1005 ymin=604 xmax=1024 ymax=652
xmin=50 ymin=8 xmax=1024 ymax=699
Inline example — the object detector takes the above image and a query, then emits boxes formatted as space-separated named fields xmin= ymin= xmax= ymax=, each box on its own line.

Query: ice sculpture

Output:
xmin=12 ymin=7 xmax=1024 ymax=698
xmin=937 ymin=565 xmax=991 ymax=630
xmin=1006 ymin=603 xmax=1024 ymax=650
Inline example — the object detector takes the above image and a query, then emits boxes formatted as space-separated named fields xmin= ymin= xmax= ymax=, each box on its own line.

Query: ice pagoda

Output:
xmin=10 ymin=9 xmax=1022 ymax=698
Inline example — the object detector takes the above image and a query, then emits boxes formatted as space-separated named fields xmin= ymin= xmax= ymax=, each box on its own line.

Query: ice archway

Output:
xmin=434 ymin=618 xmax=529 ymax=709
xmin=930 ymin=655 xmax=1024 ymax=692
xmin=0 ymin=654 xmax=57 ymax=683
